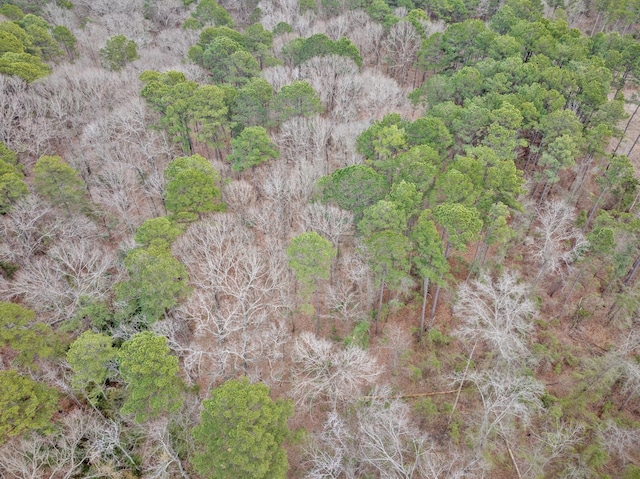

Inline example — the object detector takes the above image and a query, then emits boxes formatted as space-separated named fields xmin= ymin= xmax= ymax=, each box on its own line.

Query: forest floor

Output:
xmin=610 ymin=85 xmax=640 ymax=164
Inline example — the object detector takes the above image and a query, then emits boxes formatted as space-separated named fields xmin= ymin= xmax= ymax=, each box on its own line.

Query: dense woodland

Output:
xmin=1 ymin=0 xmax=640 ymax=477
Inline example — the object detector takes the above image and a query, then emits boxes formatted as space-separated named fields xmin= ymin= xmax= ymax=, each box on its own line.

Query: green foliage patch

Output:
xmin=191 ymin=377 xmax=293 ymax=479
xmin=0 ymin=370 xmax=58 ymax=443
xmin=282 ymin=33 xmax=362 ymax=67
xmin=118 ymin=331 xmax=183 ymax=422
xmin=100 ymin=35 xmax=137 ymax=71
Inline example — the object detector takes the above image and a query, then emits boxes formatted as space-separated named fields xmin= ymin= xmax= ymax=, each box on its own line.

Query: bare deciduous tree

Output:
xmin=528 ymin=200 xmax=588 ymax=282
xmin=262 ymin=65 xmax=299 ymax=92
xmin=177 ymin=289 xmax=241 ymax=384
xmin=519 ymin=421 xmax=585 ymax=478
xmin=0 ymin=77 xmax=53 ymax=160
xmin=291 ymin=331 xmax=381 ymax=409
xmin=356 ymin=386 xmax=446 ymax=479
xmin=79 ymin=96 xmax=176 ymax=225
xmin=92 ymin=162 xmax=144 ymax=234
xmin=459 ymin=369 xmax=544 ymax=449
xmin=383 ymin=324 xmax=412 ymax=372
xmin=41 ymin=2 xmax=77 ymax=29
xmin=46 ymin=410 xmax=111 ymax=479
xmin=305 ymin=411 xmax=357 ymax=479
xmin=139 ymin=418 xmax=191 ymax=479
xmin=2 ymin=203 xmax=111 ymax=325
xmin=143 ymin=0 xmax=188 ymax=29
xmin=329 ymin=119 xmax=369 ymax=168
xmin=48 ymin=238 xmax=116 ymax=300
xmin=79 ymin=0 xmax=142 ymax=15
xmin=258 ymin=0 xmax=301 ymax=31
xmin=277 ymin=117 xmax=332 ymax=178
xmin=326 ymin=14 xmax=353 ymax=40
xmin=453 ymin=271 xmax=537 ymax=366
xmin=102 ymin=12 xmax=150 ymax=46
xmin=340 ymin=249 xmax=375 ymax=313
xmin=0 ymin=195 xmax=55 ymax=261
xmin=323 ymin=279 xmax=366 ymax=331
xmin=359 ymin=72 xmax=408 ymax=119
xmin=7 ymin=237 xmax=115 ymax=324
xmin=224 ymin=180 xmax=257 ymax=223
xmin=599 ymin=419 xmax=640 ymax=466
xmin=31 ymin=65 xmax=142 ymax=150
xmin=259 ymin=162 xmax=302 ymax=241
xmin=0 ymin=435 xmax=54 ymax=479
xmin=174 ymin=217 xmax=291 ymax=387
xmin=155 ymin=28 xmax=202 ymax=60
xmin=300 ymin=203 xmax=353 ymax=248
xmin=330 ymin=75 xmax=363 ymax=122
xmin=299 ymin=56 xmax=359 ymax=119
xmin=348 ymin=12 xmax=384 ymax=67
xmin=0 ymin=409 xmax=124 ymax=479
xmin=306 ymin=385 xmax=460 ymax=479
xmin=383 ymin=20 xmax=420 ymax=85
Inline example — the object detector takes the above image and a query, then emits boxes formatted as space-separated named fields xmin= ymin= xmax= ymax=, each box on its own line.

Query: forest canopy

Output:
xmin=0 ymin=0 xmax=639 ymax=477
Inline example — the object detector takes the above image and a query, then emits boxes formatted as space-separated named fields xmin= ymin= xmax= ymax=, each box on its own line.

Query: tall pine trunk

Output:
xmin=428 ymin=277 xmax=442 ymax=331
xmin=614 ymin=102 xmax=640 ymax=153
xmin=419 ymin=276 xmax=430 ymax=340
xmin=375 ymin=273 xmax=386 ymax=335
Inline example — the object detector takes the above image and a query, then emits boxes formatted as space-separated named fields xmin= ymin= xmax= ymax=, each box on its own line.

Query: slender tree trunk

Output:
xmin=281 ymin=203 xmax=288 ymax=245
xmin=562 ymin=262 xmax=588 ymax=309
xmin=599 ymin=14 xmax=609 ymax=33
xmin=524 ymin=133 xmax=542 ymax=172
xmin=525 ymin=179 xmax=556 ymax=238
xmin=614 ymin=102 xmax=640 ymax=153
xmin=580 ymin=361 xmax=619 ymax=396
xmin=314 ymin=281 xmax=321 ymax=334
xmin=619 ymin=383 xmax=640 ymax=411
xmin=627 ymin=131 xmax=640 ymax=157
xmin=603 ymin=271 xmax=621 ymax=297
xmin=449 ymin=338 xmax=478 ymax=424
xmin=606 ymin=297 xmax=623 ymax=324
xmin=375 ymin=273 xmax=386 ymax=335
xmin=241 ymin=312 xmax=249 ymax=374
xmin=585 ymin=188 xmax=606 ymax=229
xmin=428 ymin=240 xmax=450 ymax=330
xmin=535 ymin=258 xmax=549 ymax=283
xmin=570 ymin=154 xmax=594 ymax=204
xmin=185 ymin=128 xmax=194 ymax=155
xmin=621 ymin=255 xmax=640 ymax=289
xmin=536 ymin=179 xmax=552 ymax=210
xmin=622 ymin=11 xmax=640 ymax=34
xmin=626 ymin=187 xmax=640 ymax=213
xmin=525 ymin=204 xmax=540 ymax=239
xmin=418 ymin=276 xmax=429 ymax=340
xmin=428 ymin=277 xmax=442 ymax=331
xmin=503 ymin=433 xmax=524 ymax=479
xmin=466 ymin=233 xmax=485 ymax=282
xmin=482 ymin=229 xmax=497 ymax=263
xmin=590 ymin=12 xmax=601 ymax=36
xmin=524 ymin=142 xmax=536 ymax=172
